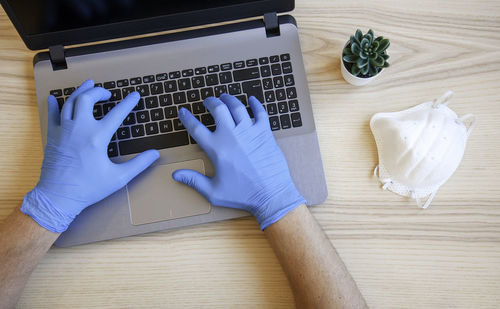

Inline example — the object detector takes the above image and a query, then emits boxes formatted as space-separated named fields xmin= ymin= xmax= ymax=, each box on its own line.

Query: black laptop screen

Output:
xmin=7 ymin=0 xmax=263 ymax=35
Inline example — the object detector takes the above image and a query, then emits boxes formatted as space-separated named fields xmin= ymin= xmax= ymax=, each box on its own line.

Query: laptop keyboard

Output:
xmin=49 ymin=53 xmax=303 ymax=158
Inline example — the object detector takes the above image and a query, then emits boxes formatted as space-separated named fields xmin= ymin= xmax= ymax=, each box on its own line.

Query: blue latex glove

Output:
xmin=173 ymin=94 xmax=306 ymax=230
xmin=21 ymin=80 xmax=159 ymax=233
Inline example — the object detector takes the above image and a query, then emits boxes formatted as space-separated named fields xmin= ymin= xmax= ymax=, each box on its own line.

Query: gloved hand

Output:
xmin=21 ymin=80 xmax=159 ymax=233
xmin=173 ymin=94 xmax=306 ymax=230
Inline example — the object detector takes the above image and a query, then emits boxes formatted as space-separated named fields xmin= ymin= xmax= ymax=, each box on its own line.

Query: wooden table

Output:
xmin=1 ymin=1 xmax=499 ymax=308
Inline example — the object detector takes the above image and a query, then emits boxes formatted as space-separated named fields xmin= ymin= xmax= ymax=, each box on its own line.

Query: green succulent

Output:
xmin=343 ymin=29 xmax=390 ymax=77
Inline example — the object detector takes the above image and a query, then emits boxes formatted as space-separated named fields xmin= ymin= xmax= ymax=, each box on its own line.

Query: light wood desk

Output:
xmin=1 ymin=1 xmax=499 ymax=308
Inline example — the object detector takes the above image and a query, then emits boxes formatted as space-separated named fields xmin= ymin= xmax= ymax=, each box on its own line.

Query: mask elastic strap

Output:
xmin=432 ymin=90 xmax=454 ymax=108
xmin=373 ymin=166 xmax=392 ymax=190
xmin=412 ymin=190 xmax=437 ymax=209
xmin=458 ymin=114 xmax=477 ymax=138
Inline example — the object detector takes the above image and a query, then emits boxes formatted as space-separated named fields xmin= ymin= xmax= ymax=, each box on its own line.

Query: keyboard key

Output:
xmin=263 ymin=78 xmax=273 ymax=90
xmin=178 ymin=78 xmax=191 ymax=90
xmin=187 ymin=90 xmax=200 ymax=102
xmin=269 ymin=116 xmax=280 ymax=130
xmin=143 ymin=75 xmax=155 ymax=83
xmin=178 ymin=104 xmax=192 ymax=113
xmin=173 ymin=92 xmax=187 ymax=104
xmin=117 ymin=127 xmax=131 ymax=139
xmin=214 ymin=85 xmax=227 ymax=97
xmin=265 ymin=91 xmax=275 ymax=103
xmin=233 ymin=68 xmax=260 ymax=82
xmin=50 ymin=89 xmax=62 ymax=97
xmin=284 ymin=74 xmax=295 ymax=86
xmin=286 ymin=87 xmax=297 ymax=99
xmin=247 ymin=107 xmax=254 ymax=118
xmin=233 ymin=61 xmax=245 ymax=69
xmin=164 ymin=106 xmax=178 ymax=119
xmin=259 ymin=57 xmax=269 ymax=65
xmin=145 ymin=96 xmax=159 ymax=108
xmin=164 ymin=81 xmax=177 ymax=93
xmin=289 ymin=100 xmax=299 ymax=112
xmin=117 ymin=79 xmax=129 ymax=87
xmin=260 ymin=65 xmax=271 ymax=77
xmin=267 ymin=103 xmax=277 ymax=115
xmin=270 ymin=55 xmax=280 ymax=63
xmin=182 ymin=69 xmax=194 ymax=77
xmin=133 ymin=98 xmax=145 ymax=111
xmin=103 ymin=81 xmax=115 ymax=89
xmin=169 ymin=71 xmax=181 ymax=79
xmin=111 ymin=133 xmax=116 ymax=141
xmin=242 ymin=80 xmax=264 ymax=103
xmin=273 ymin=76 xmax=284 ymax=88
xmin=291 ymin=112 xmax=302 ymax=127
xmin=192 ymin=102 xmax=206 ymax=114
xmin=236 ymin=95 xmax=247 ymax=106
xmin=150 ymin=83 xmax=164 ymax=95
xmin=282 ymin=62 xmax=293 ymax=74
xmin=200 ymin=88 xmax=214 ymax=99
xmin=221 ymin=63 xmax=232 ymax=71
xmin=156 ymin=73 xmax=168 ymax=81
xmin=208 ymin=65 xmax=220 ymax=73
xmin=145 ymin=122 xmax=159 ymax=135
xmin=57 ymin=98 xmax=64 ymax=110
xmin=136 ymin=85 xmax=150 ymax=96
xmin=280 ymin=53 xmax=291 ymax=61
xmin=173 ymin=119 xmax=185 ymax=130
xmin=280 ymin=114 xmax=291 ymax=129
xmin=136 ymin=110 xmax=150 ymax=123
xmin=278 ymin=101 xmax=288 ymax=113
xmin=131 ymin=124 xmax=145 ymax=137
xmin=64 ymin=87 xmax=76 ymax=96
xmin=219 ymin=72 xmax=233 ymax=84
xmin=159 ymin=94 xmax=173 ymax=106
xmin=246 ymin=59 xmax=258 ymax=67
xmin=110 ymin=89 xmax=122 ymax=101
xmin=122 ymin=87 xmax=135 ymax=97
xmin=123 ymin=113 xmax=136 ymax=125
xmin=103 ymin=102 xmax=115 ymax=115
xmin=195 ymin=67 xmax=207 ymax=75
xmin=207 ymin=125 xmax=216 ymax=132
xmin=119 ymin=131 xmax=189 ymax=155
xmin=159 ymin=120 xmax=173 ymax=133
xmin=108 ymin=142 xmax=118 ymax=157
xmin=130 ymin=77 xmax=142 ymax=85
xmin=93 ymin=104 xmax=103 ymax=118
xmin=95 ymin=83 xmax=103 ymax=88
xmin=201 ymin=113 xmax=215 ymax=126
xmin=150 ymin=108 xmax=164 ymax=121
xmin=205 ymin=74 xmax=219 ymax=86
xmin=271 ymin=64 xmax=282 ymax=75
xmin=276 ymin=89 xmax=286 ymax=101
xmin=192 ymin=76 xmax=205 ymax=88
xmin=228 ymin=83 xmax=242 ymax=95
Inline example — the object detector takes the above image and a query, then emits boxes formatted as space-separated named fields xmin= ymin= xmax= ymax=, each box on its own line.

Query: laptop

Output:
xmin=1 ymin=0 xmax=328 ymax=247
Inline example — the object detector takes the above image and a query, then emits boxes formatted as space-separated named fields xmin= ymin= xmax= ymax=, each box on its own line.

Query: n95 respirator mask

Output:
xmin=370 ymin=91 xmax=475 ymax=209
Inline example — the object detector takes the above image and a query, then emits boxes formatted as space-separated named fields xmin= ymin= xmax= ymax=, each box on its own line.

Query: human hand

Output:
xmin=21 ymin=80 xmax=159 ymax=233
xmin=173 ymin=94 xmax=306 ymax=230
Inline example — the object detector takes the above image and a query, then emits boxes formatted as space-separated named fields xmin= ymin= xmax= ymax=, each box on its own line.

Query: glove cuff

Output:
xmin=20 ymin=188 xmax=74 ymax=233
xmin=256 ymin=185 xmax=307 ymax=230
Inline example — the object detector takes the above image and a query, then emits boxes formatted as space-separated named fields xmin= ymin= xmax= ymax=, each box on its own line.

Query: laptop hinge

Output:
xmin=264 ymin=12 xmax=280 ymax=37
xmin=49 ymin=45 xmax=68 ymax=71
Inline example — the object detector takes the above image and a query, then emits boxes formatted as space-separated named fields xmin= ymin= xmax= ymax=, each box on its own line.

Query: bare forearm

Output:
xmin=0 ymin=209 xmax=59 ymax=309
xmin=265 ymin=205 xmax=367 ymax=309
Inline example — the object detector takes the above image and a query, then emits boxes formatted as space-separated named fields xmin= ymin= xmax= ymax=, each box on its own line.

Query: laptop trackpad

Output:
xmin=127 ymin=159 xmax=211 ymax=226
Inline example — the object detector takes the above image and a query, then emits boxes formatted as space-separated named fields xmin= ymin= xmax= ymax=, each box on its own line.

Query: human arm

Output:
xmin=265 ymin=204 xmax=367 ymax=308
xmin=0 ymin=80 xmax=159 ymax=307
xmin=174 ymin=94 xmax=367 ymax=308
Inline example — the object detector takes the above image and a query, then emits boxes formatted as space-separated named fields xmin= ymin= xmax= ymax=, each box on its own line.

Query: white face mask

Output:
xmin=370 ymin=91 xmax=476 ymax=209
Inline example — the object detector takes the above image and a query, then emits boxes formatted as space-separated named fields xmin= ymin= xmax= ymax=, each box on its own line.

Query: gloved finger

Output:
xmin=203 ymin=97 xmax=234 ymax=128
xmin=248 ymin=96 xmax=268 ymax=127
xmin=172 ymin=169 xmax=211 ymax=201
xmin=73 ymin=87 xmax=111 ymax=120
xmin=178 ymin=108 xmax=211 ymax=147
xmin=62 ymin=79 xmax=94 ymax=121
xmin=102 ymin=92 xmax=140 ymax=134
xmin=219 ymin=94 xmax=251 ymax=125
xmin=118 ymin=149 xmax=160 ymax=186
xmin=47 ymin=95 xmax=61 ymax=129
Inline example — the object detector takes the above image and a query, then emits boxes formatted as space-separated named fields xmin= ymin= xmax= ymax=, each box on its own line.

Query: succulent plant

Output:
xmin=343 ymin=29 xmax=390 ymax=78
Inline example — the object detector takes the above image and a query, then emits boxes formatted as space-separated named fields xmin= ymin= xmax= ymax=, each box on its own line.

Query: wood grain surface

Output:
xmin=1 ymin=0 xmax=500 ymax=308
